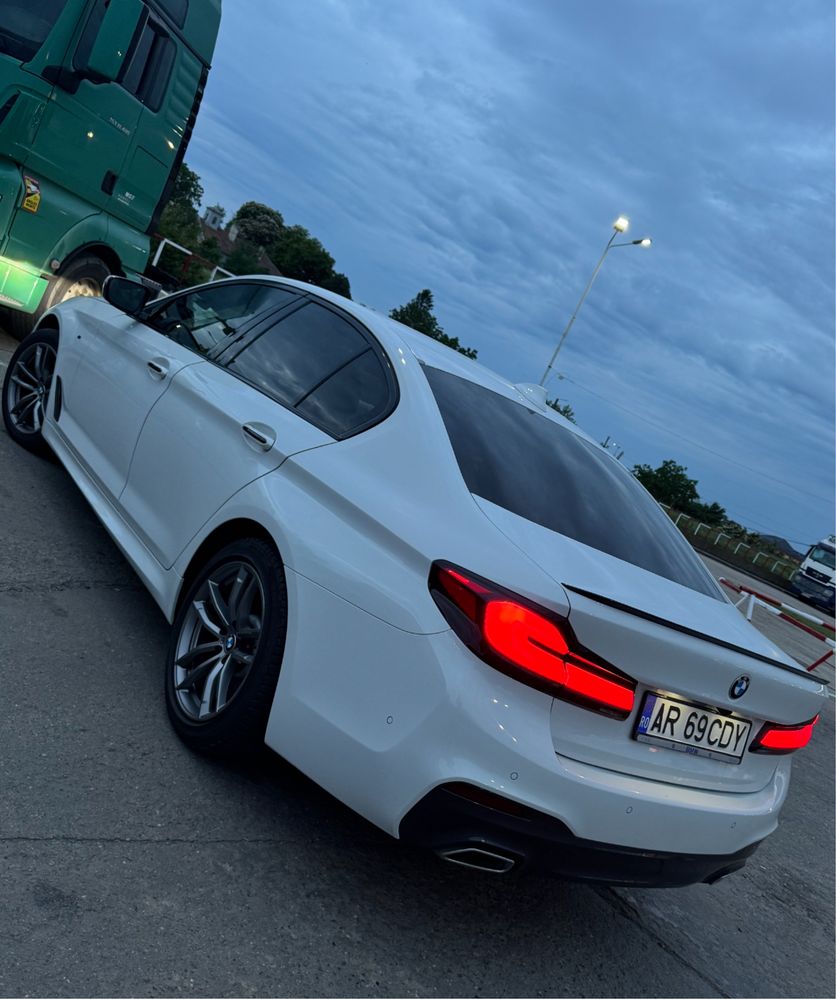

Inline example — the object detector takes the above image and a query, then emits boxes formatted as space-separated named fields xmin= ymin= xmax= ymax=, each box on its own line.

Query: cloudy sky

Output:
xmin=188 ymin=0 xmax=834 ymax=552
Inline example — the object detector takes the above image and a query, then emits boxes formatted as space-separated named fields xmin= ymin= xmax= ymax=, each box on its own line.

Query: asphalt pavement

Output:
xmin=0 ymin=326 xmax=834 ymax=998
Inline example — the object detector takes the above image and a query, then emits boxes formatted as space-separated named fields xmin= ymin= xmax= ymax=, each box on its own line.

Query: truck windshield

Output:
xmin=0 ymin=0 xmax=65 ymax=63
xmin=810 ymin=546 xmax=836 ymax=569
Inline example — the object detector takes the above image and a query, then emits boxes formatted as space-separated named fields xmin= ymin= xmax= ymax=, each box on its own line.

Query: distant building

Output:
xmin=202 ymin=204 xmax=225 ymax=229
xmin=198 ymin=213 xmax=282 ymax=277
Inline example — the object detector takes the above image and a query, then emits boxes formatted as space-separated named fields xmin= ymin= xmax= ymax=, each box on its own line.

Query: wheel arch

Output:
xmin=34 ymin=311 xmax=61 ymax=336
xmin=174 ymin=518 xmax=281 ymax=618
xmin=56 ymin=242 xmax=124 ymax=278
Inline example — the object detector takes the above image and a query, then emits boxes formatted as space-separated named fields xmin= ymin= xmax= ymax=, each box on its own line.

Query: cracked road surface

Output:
xmin=0 ymin=328 xmax=833 ymax=997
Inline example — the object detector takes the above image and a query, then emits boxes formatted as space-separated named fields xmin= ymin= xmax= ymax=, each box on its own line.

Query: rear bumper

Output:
xmin=400 ymin=783 xmax=761 ymax=887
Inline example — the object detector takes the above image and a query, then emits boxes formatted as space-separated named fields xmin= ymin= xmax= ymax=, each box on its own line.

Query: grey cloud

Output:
xmin=191 ymin=0 xmax=833 ymax=542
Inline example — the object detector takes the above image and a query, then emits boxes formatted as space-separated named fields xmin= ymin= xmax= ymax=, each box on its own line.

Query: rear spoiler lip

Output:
xmin=563 ymin=584 xmax=829 ymax=686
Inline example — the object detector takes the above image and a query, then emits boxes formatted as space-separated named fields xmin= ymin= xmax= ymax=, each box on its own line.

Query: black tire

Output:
xmin=165 ymin=538 xmax=288 ymax=757
xmin=1 ymin=254 xmax=112 ymax=341
xmin=1 ymin=305 xmax=39 ymax=341
xmin=2 ymin=327 xmax=59 ymax=458
xmin=44 ymin=254 xmax=112 ymax=310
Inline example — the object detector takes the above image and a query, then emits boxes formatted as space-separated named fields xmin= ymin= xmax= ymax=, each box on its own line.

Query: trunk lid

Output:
xmin=476 ymin=497 xmax=827 ymax=792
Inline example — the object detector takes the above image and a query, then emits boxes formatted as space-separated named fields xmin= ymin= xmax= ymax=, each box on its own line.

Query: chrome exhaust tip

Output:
xmin=437 ymin=846 xmax=518 ymax=873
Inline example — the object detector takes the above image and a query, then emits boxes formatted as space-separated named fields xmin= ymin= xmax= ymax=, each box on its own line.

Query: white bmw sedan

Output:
xmin=3 ymin=275 xmax=825 ymax=886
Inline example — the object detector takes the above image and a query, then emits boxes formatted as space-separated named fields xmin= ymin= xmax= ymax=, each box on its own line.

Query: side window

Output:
xmin=225 ymin=302 xmax=394 ymax=437
xmin=73 ymin=0 xmax=106 ymax=70
xmin=147 ymin=283 xmax=298 ymax=356
xmin=74 ymin=3 xmax=175 ymax=112
xmin=295 ymin=350 xmax=391 ymax=437
xmin=121 ymin=17 xmax=175 ymax=111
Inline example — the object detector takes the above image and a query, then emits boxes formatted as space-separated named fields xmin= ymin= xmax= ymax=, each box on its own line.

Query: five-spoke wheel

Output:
xmin=2 ymin=327 xmax=59 ymax=457
xmin=165 ymin=538 xmax=288 ymax=755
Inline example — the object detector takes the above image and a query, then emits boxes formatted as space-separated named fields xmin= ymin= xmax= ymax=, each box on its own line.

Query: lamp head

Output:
xmin=613 ymin=215 xmax=630 ymax=233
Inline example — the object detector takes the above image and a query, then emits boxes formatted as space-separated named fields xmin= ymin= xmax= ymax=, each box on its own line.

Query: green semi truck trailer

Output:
xmin=0 ymin=0 xmax=221 ymax=337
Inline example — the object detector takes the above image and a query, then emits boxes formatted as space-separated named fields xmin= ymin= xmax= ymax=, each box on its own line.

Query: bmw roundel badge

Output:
xmin=730 ymin=675 xmax=750 ymax=699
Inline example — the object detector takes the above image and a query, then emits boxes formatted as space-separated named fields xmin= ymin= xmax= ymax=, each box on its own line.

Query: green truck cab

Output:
xmin=0 ymin=0 xmax=220 ymax=336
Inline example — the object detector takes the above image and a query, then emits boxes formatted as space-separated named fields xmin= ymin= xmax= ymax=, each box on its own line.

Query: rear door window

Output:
xmin=424 ymin=365 xmax=720 ymax=599
xmin=223 ymin=301 xmax=396 ymax=437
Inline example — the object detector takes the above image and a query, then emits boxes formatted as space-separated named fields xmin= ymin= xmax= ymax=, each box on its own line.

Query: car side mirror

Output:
xmin=103 ymin=276 xmax=154 ymax=315
xmin=85 ymin=0 xmax=144 ymax=82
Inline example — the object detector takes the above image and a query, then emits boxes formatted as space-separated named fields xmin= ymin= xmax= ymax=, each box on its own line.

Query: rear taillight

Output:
xmin=749 ymin=715 xmax=819 ymax=754
xmin=429 ymin=562 xmax=636 ymax=718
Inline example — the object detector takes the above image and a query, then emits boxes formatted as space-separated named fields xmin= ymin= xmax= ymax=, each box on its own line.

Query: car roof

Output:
xmin=239 ymin=279 xmax=614 ymax=474
xmin=232 ymin=275 xmax=599 ymax=447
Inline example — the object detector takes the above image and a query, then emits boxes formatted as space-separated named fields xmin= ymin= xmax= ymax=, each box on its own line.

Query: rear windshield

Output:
xmin=424 ymin=366 xmax=720 ymax=600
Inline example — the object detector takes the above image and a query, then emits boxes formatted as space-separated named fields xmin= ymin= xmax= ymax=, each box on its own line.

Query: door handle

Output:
xmin=147 ymin=358 xmax=168 ymax=379
xmin=241 ymin=422 xmax=276 ymax=451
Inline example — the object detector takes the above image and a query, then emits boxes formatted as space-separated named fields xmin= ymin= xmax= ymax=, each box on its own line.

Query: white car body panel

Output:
xmin=54 ymin=299 xmax=202 ymax=501
xmin=118 ymin=359 xmax=333 ymax=569
xmin=265 ymin=566 xmax=790 ymax=854
xmin=28 ymin=278 xmax=827 ymax=877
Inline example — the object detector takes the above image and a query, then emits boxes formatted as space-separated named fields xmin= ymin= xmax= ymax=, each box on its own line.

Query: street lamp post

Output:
xmin=539 ymin=216 xmax=651 ymax=387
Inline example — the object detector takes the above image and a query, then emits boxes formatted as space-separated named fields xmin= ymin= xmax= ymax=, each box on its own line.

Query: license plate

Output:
xmin=634 ymin=692 xmax=751 ymax=764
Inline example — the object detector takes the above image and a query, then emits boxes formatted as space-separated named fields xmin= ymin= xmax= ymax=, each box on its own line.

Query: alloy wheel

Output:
xmin=173 ymin=560 xmax=265 ymax=722
xmin=5 ymin=341 xmax=56 ymax=435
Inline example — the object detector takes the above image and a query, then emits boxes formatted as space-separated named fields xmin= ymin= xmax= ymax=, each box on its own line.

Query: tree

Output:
xmin=389 ymin=289 xmax=477 ymax=359
xmin=321 ymin=271 xmax=352 ymax=299
xmin=689 ymin=500 xmax=726 ymax=526
xmin=157 ymin=162 xmax=202 ymax=244
xmin=224 ymin=239 xmax=263 ymax=275
xmin=270 ymin=225 xmax=335 ymax=285
xmin=547 ymin=398 xmax=576 ymax=423
xmin=198 ymin=235 xmax=222 ymax=266
xmin=154 ymin=163 xmax=205 ymax=284
xmin=231 ymin=201 xmax=285 ymax=248
xmin=632 ymin=459 xmax=700 ymax=511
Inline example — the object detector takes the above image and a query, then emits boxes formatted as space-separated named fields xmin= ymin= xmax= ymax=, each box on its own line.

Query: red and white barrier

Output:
xmin=719 ymin=578 xmax=835 ymax=673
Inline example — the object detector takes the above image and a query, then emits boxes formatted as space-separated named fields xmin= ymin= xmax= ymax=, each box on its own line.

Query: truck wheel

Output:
xmin=45 ymin=254 xmax=112 ymax=308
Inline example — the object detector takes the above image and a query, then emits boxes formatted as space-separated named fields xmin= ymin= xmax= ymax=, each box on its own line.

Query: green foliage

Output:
xmin=321 ymin=271 xmax=352 ymax=298
xmin=154 ymin=162 xmax=204 ymax=281
xmin=270 ymin=225 xmax=335 ymax=284
xmin=633 ymin=459 xmax=700 ymax=511
xmin=546 ymin=398 xmax=576 ymax=423
xmin=389 ymin=289 xmax=477 ymax=359
xmin=198 ymin=235 xmax=222 ymax=266
xmin=171 ymin=162 xmax=204 ymax=209
xmin=224 ymin=239 xmax=264 ymax=276
xmin=634 ymin=459 xmax=727 ymax=526
xmin=231 ymin=202 xmax=285 ymax=248
xmin=689 ymin=501 xmax=727 ymax=526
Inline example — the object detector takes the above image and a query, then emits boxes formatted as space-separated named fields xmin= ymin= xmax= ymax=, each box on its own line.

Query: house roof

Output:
xmin=198 ymin=220 xmax=283 ymax=276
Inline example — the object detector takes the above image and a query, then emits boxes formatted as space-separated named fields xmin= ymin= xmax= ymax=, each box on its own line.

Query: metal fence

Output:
xmin=658 ymin=504 xmax=799 ymax=581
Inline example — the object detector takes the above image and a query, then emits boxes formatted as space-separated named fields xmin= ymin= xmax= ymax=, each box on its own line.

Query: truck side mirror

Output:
xmin=85 ymin=0 xmax=145 ymax=83
xmin=103 ymin=276 xmax=154 ymax=315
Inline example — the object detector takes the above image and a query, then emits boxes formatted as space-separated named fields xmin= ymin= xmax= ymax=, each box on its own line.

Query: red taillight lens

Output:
xmin=750 ymin=715 xmax=819 ymax=754
xmin=430 ymin=562 xmax=636 ymax=718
